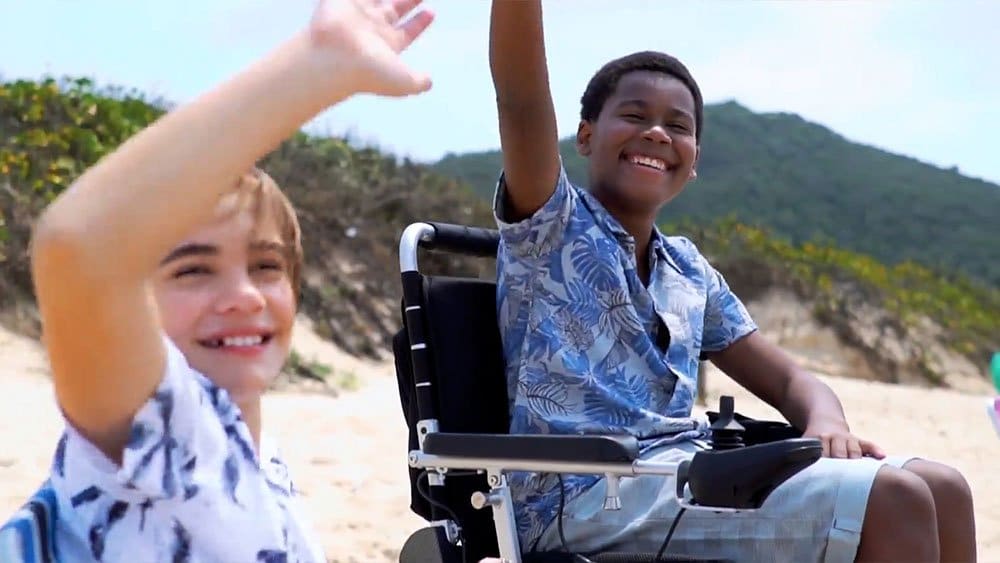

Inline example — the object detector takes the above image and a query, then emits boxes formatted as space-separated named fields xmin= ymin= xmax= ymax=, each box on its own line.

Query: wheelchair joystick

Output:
xmin=709 ymin=395 xmax=745 ymax=450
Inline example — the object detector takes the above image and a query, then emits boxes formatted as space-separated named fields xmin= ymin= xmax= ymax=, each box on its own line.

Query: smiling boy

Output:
xmin=487 ymin=1 xmax=976 ymax=561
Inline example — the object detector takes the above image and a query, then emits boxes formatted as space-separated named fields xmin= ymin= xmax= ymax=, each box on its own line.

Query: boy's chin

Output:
xmin=610 ymin=184 xmax=684 ymax=213
xmin=203 ymin=364 xmax=281 ymax=402
xmin=220 ymin=373 xmax=275 ymax=404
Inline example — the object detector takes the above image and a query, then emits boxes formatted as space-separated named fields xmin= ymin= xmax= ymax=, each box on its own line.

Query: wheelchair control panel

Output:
xmin=675 ymin=396 xmax=823 ymax=511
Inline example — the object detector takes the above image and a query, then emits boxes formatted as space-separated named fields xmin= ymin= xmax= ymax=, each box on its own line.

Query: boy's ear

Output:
xmin=576 ymin=120 xmax=592 ymax=156
xmin=690 ymin=145 xmax=700 ymax=180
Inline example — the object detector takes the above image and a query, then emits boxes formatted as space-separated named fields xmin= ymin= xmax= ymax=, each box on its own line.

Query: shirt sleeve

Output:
xmin=492 ymin=162 xmax=576 ymax=259
xmin=700 ymin=259 xmax=758 ymax=358
xmin=49 ymin=337 xmax=306 ymax=561
xmin=115 ymin=335 xmax=253 ymax=499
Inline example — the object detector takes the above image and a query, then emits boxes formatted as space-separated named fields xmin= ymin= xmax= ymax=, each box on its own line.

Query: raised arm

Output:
xmin=490 ymin=0 xmax=561 ymax=220
xmin=30 ymin=0 xmax=433 ymax=461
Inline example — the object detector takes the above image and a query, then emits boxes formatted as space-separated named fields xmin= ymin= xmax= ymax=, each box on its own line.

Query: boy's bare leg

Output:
xmin=904 ymin=460 xmax=977 ymax=562
xmin=857 ymin=465 xmax=939 ymax=562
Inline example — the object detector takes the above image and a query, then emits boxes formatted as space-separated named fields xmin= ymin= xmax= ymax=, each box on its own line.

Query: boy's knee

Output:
xmin=903 ymin=459 xmax=974 ymax=512
xmin=858 ymin=466 xmax=939 ymax=561
xmin=867 ymin=465 xmax=937 ymax=530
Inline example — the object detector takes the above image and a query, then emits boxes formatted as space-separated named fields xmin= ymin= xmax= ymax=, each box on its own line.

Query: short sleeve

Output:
xmin=49 ymin=337 xmax=320 ymax=561
xmin=115 ymin=335 xmax=252 ymax=499
xmin=492 ymin=163 xmax=576 ymax=259
xmin=700 ymin=261 xmax=758 ymax=357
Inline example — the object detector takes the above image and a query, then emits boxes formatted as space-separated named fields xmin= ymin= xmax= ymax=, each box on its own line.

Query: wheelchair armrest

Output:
xmin=422 ymin=433 xmax=639 ymax=463
xmin=681 ymin=438 xmax=823 ymax=509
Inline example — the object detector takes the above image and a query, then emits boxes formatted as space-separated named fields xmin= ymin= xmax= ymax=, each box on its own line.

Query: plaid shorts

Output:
xmin=534 ymin=441 xmax=913 ymax=563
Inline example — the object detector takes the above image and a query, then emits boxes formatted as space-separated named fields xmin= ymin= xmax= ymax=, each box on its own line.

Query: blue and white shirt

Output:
xmin=494 ymin=165 xmax=758 ymax=546
xmin=48 ymin=337 xmax=325 ymax=562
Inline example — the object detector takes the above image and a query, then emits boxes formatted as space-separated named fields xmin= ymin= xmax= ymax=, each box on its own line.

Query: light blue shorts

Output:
xmin=535 ymin=441 xmax=914 ymax=563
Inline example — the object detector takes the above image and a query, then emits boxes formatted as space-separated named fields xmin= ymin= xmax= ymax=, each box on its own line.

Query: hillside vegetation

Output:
xmin=0 ymin=77 xmax=492 ymax=356
xmin=1 ymin=77 xmax=996 ymax=386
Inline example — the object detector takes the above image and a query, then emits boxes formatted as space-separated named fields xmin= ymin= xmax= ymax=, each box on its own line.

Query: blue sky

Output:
xmin=2 ymin=0 xmax=998 ymax=184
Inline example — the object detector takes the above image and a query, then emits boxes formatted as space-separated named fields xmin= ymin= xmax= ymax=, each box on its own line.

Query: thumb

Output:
xmin=374 ymin=59 xmax=431 ymax=96
xmin=860 ymin=439 xmax=886 ymax=460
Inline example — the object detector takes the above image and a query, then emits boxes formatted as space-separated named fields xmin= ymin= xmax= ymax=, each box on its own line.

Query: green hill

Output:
xmin=433 ymin=101 xmax=1000 ymax=287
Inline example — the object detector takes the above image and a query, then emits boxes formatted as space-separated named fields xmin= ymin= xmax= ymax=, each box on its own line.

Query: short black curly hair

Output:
xmin=580 ymin=51 xmax=703 ymax=142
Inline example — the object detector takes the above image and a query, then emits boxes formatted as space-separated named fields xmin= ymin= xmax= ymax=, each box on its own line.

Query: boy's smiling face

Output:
xmin=153 ymin=205 xmax=296 ymax=406
xmin=576 ymin=70 xmax=700 ymax=217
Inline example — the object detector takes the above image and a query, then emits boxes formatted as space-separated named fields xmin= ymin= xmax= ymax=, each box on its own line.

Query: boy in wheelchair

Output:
xmin=483 ymin=1 xmax=976 ymax=561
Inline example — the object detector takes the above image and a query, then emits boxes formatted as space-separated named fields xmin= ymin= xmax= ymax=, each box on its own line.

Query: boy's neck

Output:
xmin=597 ymin=195 xmax=658 ymax=285
xmin=237 ymin=397 xmax=263 ymax=456
xmin=632 ymin=226 xmax=654 ymax=286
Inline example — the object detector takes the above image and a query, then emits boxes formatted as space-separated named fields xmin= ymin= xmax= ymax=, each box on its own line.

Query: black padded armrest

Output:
xmin=422 ymin=433 xmax=639 ymax=463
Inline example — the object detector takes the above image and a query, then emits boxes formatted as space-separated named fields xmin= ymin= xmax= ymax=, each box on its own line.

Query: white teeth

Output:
xmin=629 ymin=155 xmax=666 ymax=171
xmin=221 ymin=335 xmax=263 ymax=347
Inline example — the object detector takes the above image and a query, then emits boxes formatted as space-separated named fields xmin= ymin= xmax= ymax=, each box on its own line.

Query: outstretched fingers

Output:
xmin=389 ymin=5 xmax=434 ymax=52
xmin=385 ymin=0 xmax=425 ymax=21
xmin=308 ymin=0 xmax=435 ymax=96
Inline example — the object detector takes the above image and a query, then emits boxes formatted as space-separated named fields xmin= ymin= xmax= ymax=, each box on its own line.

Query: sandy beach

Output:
xmin=1 ymin=323 xmax=996 ymax=561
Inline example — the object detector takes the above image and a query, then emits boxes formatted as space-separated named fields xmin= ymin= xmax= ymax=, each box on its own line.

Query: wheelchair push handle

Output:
xmin=399 ymin=222 xmax=500 ymax=273
xmin=424 ymin=222 xmax=499 ymax=257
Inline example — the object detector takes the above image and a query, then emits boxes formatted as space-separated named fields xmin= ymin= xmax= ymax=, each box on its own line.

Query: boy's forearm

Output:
xmin=489 ymin=0 xmax=560 ymax=218
xmin=34 ymin=30 xmax=351 ymax=281
xmin=489 ymin=0 xmax=552 ymax=107
xmin=712 ymin=334 xmax=853 ymax=434
xmin=779 ymin=370 xmax=851 ymax=432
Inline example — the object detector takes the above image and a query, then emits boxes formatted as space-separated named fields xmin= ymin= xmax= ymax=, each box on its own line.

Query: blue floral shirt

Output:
xmin=49 ymin=336 xmax=326 ymax=562
xmin=494 ymin=165 xmax=758 ymax=546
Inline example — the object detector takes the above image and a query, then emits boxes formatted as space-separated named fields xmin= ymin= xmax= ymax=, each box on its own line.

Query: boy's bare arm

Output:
xmin=31 ymin=0 xmax=433 ymax=463
xmin=708 ymin=332 xmax=885 ymax=459
xmin=490 ymin=0 xmax=560 ymax=221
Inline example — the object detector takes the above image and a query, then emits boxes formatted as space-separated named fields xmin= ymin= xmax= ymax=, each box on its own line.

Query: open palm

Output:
xmin=310 ymin=0 xmax=434 ymax=97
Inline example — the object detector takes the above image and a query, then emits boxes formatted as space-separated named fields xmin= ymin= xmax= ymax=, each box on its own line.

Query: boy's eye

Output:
xmin=623 ymin=113 xmax=644 ymax=121
xmin=253 ymin=260 xmax=285 ymax=273
xmin=174 ymin=265 xmax=211 ymax=278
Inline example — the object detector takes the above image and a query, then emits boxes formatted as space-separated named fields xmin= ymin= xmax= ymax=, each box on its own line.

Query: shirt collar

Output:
xmin=650 ymin=229 xmax=683 ymax=274
xmin=579 ymin=188 xmax=683 ymax=274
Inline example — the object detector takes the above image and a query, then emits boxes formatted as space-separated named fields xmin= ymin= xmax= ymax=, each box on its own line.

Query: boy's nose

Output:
xmin=642 ymin=125 xmax=672 ymax=144
xmin=215 ymin=275 xmax=266 ymax=314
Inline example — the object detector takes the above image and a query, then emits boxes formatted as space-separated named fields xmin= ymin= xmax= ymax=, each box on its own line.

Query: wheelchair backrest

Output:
xmin=395 ymin=274 xmax=509 ymax=435
xmin=394 ymin=274 xmax=509 ymax=561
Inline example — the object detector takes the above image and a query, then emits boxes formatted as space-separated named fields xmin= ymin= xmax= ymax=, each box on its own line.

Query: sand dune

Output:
xmin=1 ymin=324 xmax=996 ymax=561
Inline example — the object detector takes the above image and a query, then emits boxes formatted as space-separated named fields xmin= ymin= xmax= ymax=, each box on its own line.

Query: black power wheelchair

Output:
xmin=393 ymin=222 xmax=823 ymax=563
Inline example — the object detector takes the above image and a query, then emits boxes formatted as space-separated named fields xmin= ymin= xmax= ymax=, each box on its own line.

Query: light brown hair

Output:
xmin=235 ymin=168 xmax=303 ymax=300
